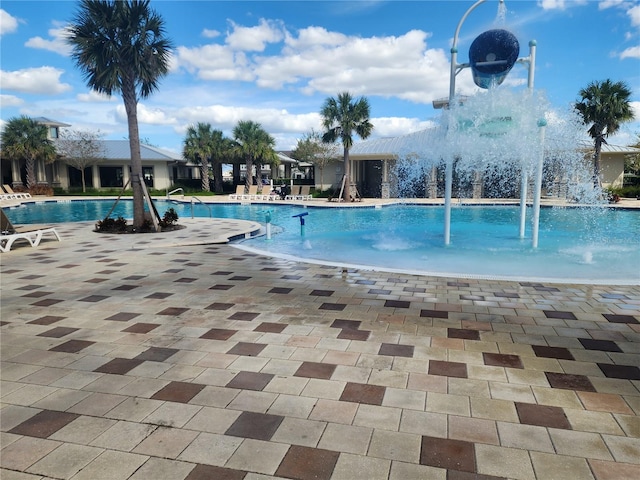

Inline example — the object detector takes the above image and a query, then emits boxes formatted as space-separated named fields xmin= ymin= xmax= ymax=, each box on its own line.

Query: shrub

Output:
xmin=139 ymin=218 xmax=155 ymax=232
xmin=28 ymin=184 xmax=54 ymax=196
xmin=159 ymin=208 xmax=179 ymax=228
xmin=608 ymin=186 xmax=640 ymax=199
xmin=95 ymin=216 xmax=128 ymax=232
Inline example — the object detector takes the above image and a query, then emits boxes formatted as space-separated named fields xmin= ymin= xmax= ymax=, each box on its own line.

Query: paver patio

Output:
xmin=1 ymin=217 xmax=638 ymax=479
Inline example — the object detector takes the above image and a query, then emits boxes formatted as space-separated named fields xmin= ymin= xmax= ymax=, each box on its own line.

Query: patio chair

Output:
xmin=242 ymin=185 xmax=259 ymax=201
xmin=3 ymin=185 xmax=31 ymax=199
xmin=295 ymin=185 xmax=312 ymax=201
xmin=285 ymin=186 xmax=301 ymax=200
xmin=229 ymin=185 xmax=245 ymax=200
xmin=1 ymin=209 xmax=61 ymax=253
xmin=258 ymin=183 xmax=278 ymax=201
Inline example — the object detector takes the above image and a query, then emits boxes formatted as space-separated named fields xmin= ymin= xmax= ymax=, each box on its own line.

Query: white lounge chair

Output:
xmin=3 ymin=185 xmax=31 ymax=199
xmin=229 ymin=185 xmax=245 ymax=200
xmin=1 ymin=209 xmax=60 ymax=253
xmin=285 ymin=186 xmax=301 ymax=200
xmin=258 ymin=184 xmax=278 ymax=201
xmin=242 ymin=185 xmax=259 ymax=201
xmin=294 ymin=185 xmax=312 ymax=201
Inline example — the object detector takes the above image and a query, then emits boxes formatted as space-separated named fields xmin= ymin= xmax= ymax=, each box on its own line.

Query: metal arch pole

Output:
xmin=532 ymin=119 xmax=547 ymax=249
xmin=518 ymin=39 xmax=538 ymax=239
xmin=445 ymin=0 xmax=490 ymax=246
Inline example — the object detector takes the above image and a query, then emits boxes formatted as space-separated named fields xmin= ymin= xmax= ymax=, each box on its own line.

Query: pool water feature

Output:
xmin=5 ymin=200 xmax=639 ymax=284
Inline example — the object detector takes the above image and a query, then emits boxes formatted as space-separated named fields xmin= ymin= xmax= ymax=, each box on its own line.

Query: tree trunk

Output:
xmin=213 ymin=159 xmax=223 ymax=193
xmin=593 ymin=137 xmax=603 ymax=189
xmin=81 ymin=169 xmax=86 ymax=193
xmin=245 ymin=157 xmax=253 ymax=191
xmin=122 ymin=78 xmax=146 ymax=230
xmin=200 ymin=161 xmax=209 ymax=191
xmin=342 ymin=149 xmax=350 ymax=202
xmin=25 ymin=156 xmax=36 ymax=189
xmin=255 ymin=161 xmax=262 ymax=187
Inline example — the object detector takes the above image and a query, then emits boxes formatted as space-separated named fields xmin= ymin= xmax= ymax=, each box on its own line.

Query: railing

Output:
xmin=166 ymin=188 xmax=184 ymax=200
xmin=190 ymin=196 xmax=212 ymax=218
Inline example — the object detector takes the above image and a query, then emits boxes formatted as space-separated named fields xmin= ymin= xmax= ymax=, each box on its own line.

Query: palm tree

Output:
xmin=0 ymin=116 xmax=57 ymax=190
xmin=67 ymin=0 xmax=173 ymax=229
xmin=232 ymin=120 xmax=276 ymax=191
xmin=210 ymin=130 xmax=235 ymax=194
xmin=575 ymin=79 xmax=635 ymax=188
xmin=183 ymin=123 xmax=215 ymax=192
xmin=321 ymin=92 xmax=373 ymax=202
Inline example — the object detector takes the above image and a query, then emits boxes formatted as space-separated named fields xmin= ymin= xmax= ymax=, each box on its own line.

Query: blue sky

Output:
xmin=1 ymin=0 xmax=639 ymax=153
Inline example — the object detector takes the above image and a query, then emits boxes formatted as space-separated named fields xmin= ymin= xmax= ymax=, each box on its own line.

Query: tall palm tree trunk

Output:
xmin=122 ymin=79 xmax=145 ymax=229
xmin=342 ymin=150 xmax=350 ymax=202
xmin=593 ymin=138 xmax=603 ymax=189
xmin=200 ymin=161 xmax=209 ymax=191
xmin=213 ymin=161 xmax=223 ymax=193
xmin=245 ymin=157 xmax=253 ymax=191
xmin=25 ymin=155 xmax=36 ymax=189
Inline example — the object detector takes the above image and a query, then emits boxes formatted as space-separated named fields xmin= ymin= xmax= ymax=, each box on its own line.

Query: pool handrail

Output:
xmin=190 ymin=196 xmax=212 ymax=218
xmin=167 ymin=188 xmax=184 ymax=200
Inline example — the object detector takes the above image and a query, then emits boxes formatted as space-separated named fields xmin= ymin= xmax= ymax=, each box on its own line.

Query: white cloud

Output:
xmin=175 ymin=104 xmax=320 ymax=133
xmin=176 ymin=25 xmax=462 ymax=104
xmin=225 ymin=18 xmax=284 ymax=51
xmin=25 ymin=23 xmax=72 ymax=56
xmin=284 ymin=26 xmax=348 ymax=50
xmin=627 ymin=4 xmax=640 ymax=26
xmin=175 ymin=44 xmax=254 ymax=81
xmin=599 ymin=0 xmax=626 ymax=10
xmin=372 ymin=117 xmax=437 ymax=137
xmin=620 ymin=45 xmax=640 ymax=59
xmin=0 ymin=66 xmax=71 ymax=94
xmin=115 ymin=103 xmax=178 ymax=126
xmin=0 ymin=94 xmax=24 ymax=108
xmin=0 ymin=9 xmax=18 ymax=36
xmin=76 ymin=90 xmax=114 ymax=103
xmin=538 ymin=0 xmax=588 ymax=10
xmin=630 ymin=101 xmax=640 ymax=120
xmin=202 ymin=28 xmax=220 ymax=39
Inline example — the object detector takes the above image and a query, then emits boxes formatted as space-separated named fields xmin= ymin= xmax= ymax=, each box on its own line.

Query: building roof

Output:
xmin=577 ymin=141 xmax=640 ymax=154
xmin=350 ymin=128 xmax=445 ymax=159
xmin=101 ymin=140 xmax=183 ymax=161
xmin=350 ymin=127 xmax=640 ymax=160
xmin=33 ymin=117 xmax=71 ymax=128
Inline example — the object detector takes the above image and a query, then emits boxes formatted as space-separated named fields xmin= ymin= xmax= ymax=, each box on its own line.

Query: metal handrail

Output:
xmin=190 ymin=196 xmax=212 ymax=218
xmin=167 ymin=188 xmax=184 ymax=200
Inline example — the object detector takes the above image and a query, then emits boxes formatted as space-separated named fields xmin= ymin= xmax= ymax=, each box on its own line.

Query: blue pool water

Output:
xmin=5 ymin=199 xmax=639 ymax=283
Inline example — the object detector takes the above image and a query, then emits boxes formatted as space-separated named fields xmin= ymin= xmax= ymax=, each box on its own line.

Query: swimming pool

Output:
xmin=5 ymin=199 xmax=639 ymax=283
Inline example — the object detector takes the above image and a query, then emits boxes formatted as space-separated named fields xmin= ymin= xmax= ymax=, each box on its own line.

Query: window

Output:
xmin=142 ymin=167 xmax=154 ymax=188
xmin=99 ymin=166 xmax=123 ymax=188
xmin=49 ymin=127 xmax=58 ymax=139
xmin=68 ymin=166 xmax=94 ymax=188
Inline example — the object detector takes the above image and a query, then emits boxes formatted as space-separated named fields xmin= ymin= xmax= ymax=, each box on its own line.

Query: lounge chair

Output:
xmin=285 ymin=186 xmax=301 ymax=200
xmin=295 ymin=185 xmax=312 ymax=201
xmin=3 ymin=185 xmax=31 ymax=199
xmin=229 ymin=185 xmax=245 ymax=200
xmin=1 ymin=209 xmax=61 ymax=253
xmin=242 ymin=185 xmax=259 ymax=201
xmin=258 ymin=184 xmax=278 ymax=201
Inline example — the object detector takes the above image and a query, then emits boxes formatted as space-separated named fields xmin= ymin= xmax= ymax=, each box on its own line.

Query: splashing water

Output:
xmin=496 ymin=0 xmax=507 ymax=26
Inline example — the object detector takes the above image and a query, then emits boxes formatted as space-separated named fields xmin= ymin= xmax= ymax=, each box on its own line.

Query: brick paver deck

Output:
xmin=1 ymin=218 xmax=638 ymax=479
